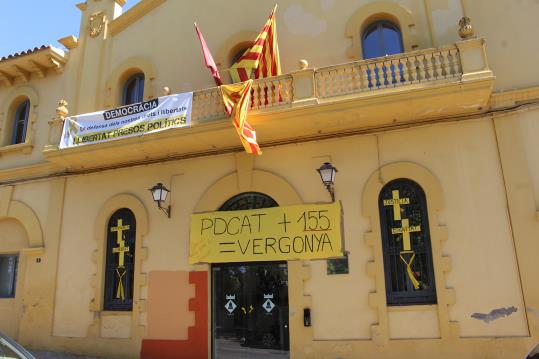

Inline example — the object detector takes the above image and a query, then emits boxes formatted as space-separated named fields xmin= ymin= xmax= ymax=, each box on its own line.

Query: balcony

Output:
xmin=44 ymin=38 xmax=494 ymax=170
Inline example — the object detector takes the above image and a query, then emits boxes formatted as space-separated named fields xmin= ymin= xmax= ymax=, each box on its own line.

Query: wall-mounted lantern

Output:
xmin=149 ymin=183 xmax=171 ymax=218
xmin=316 ymin=162 xmax=337 ymax=202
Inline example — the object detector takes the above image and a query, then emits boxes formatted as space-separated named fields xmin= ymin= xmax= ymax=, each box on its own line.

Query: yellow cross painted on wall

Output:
xmin=383 ymin=190 xmax=410 ymax=221
xmin=391 ymin=219 xmax=421 ymax=251
xmin=110 ymin=219 xmax=130 ymax=267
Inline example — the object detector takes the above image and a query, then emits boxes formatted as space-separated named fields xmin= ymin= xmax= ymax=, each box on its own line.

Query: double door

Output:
xmin=212 ymin=262 xmax=289 ymax=359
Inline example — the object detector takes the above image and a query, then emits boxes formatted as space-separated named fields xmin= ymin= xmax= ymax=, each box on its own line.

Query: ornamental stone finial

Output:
xmin=298 ymin=59 xmax=309 ymax=70
xmin=45 ymin=99 xmax=69 ymax=151
xmin=458 ymin=17 xmax=475 ymax=39
xmin=55 ymin=99 xmax=68 ymax=120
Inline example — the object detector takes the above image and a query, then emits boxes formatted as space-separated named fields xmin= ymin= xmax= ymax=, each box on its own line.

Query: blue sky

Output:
xmin=0 ymin=1 xmax=139 ymax=57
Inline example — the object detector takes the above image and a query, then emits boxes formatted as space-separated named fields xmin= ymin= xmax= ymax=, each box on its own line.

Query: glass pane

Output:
xmin=362 ymin=27 xmax=383 ymax=59
xmin=12 ymin=100 xmax=29 ymax=145
xmin=378 ymin=179 xmax=437 ymax=305
xmin=213 ymin=262 xmax=289 ymax=359
xmin=0 ymin=256 xmax=18 ymax=298
xmin=104 ymin=209 xmax=136 ymax=311
xmin=123 ymin=74 xmax=144 ymax=105
xmin=381 ymin=25 xmax=404 ymax=56
xmin=135 ymin=77 xmax=144 ymax=103
xmin=362 ymin=21 xmax=403 ymax=59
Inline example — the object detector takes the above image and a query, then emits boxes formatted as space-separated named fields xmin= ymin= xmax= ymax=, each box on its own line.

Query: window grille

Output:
xmin=104 ymin=208 xmax=136 ymax=311
xmin=378 ymin=178 xmax=437 ymax=305
xmin=219 ymin=192 xmax=278 ymax=211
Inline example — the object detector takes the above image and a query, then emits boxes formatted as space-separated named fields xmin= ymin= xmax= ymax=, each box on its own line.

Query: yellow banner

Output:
xmin=189 ymin=202 xmax=343 ymax=264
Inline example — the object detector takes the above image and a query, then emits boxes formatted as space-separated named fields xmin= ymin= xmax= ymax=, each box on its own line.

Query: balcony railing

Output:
xmin=185 ymin=39 xmax=489 ymax=125
xmin=191 ymin=74 xmax=294 ymax=124
xmin=315 ymin=45 xmax=462 ymax=99
xmin=46 ymin=38 xmax=493 ymax=155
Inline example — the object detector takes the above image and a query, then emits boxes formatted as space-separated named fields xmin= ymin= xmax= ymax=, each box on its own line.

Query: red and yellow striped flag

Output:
xmin=229 ymin=5 xmax=281 ymax=83
xmin=221 ymin=79 xmax=262 ymax=155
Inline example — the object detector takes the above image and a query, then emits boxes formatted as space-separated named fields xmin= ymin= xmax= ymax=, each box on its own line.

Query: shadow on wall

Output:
xmin=526 ymin=343 xmax=539 ymax=359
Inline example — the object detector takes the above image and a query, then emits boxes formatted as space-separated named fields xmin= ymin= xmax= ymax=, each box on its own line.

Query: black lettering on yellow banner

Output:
xmin=189 ymin=202 xmax=343 ymax=263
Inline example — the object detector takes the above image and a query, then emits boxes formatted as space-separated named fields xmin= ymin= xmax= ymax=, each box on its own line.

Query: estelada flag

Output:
xmin=221 ymin=80 xmax=262 ymax=155
xmin=194 ymin=22 xmax=222 ymax=86
xmin=230 ymin=5 xmax=281 ymax=83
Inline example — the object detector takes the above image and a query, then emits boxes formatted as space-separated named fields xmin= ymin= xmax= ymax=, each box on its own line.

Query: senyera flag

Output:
xmin=195 ymin=6 xmax=281 ymax=155
xmin=229 ymin=5 xmax=281 ymax=83
xmin=221 ymin=80 xmax=262 ymax=155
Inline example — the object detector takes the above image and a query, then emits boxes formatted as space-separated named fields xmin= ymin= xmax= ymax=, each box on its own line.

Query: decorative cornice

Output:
xmin=58 ymin=35 xmax=79 ymax=49
xmin=108 ymin=0 xmax=166 ymax=37
xmin=0 ymin=163 xmax=64 ymax=185
xmin=490 ymin=86 xmax=539 ymax=109
xmin=0 ymin=46 xmax=67 ymax=87
xmin=76 ymin=2 xmax=87 ymax=11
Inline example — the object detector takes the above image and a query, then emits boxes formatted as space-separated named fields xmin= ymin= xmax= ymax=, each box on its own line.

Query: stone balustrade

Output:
xmin=315 ymin=45 xmax=462 ymax=99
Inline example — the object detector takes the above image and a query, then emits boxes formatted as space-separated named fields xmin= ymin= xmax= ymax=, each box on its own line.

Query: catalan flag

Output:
xmin=221 ymin=80 xmax=262 ymax=155
xmin=229 ymin=5 xmax=281 ymax=83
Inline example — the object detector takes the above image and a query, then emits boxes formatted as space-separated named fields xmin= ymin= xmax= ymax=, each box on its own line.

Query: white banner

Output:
xmin=59 ymin=92 xmax=193 ymax=149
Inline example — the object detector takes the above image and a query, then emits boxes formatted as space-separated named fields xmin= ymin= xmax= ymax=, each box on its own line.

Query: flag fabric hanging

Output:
xmin=194 ymin=22 xmax=222 ymax=86
xmin=229 ymin=5 xmax=281 ymax=83
xmin=221 ymin=80 xmax=262 ymax=155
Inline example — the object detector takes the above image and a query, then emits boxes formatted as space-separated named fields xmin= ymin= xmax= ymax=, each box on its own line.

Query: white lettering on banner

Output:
xmin=59 ymin=92 xmax=193 ymax=149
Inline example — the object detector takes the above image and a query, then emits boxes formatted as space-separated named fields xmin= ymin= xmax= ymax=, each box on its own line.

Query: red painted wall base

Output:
xmin=141 ymin=271 xmax=208 ymax=359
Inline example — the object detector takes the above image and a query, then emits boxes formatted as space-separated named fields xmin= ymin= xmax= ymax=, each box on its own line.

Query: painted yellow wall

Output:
xmin=466 ymin=0 xmax=539 ymax=90
xmin=46 ymin=118 xmax=529 ymax=344
xmin=518 ymin=109 xmax=539 ymax=208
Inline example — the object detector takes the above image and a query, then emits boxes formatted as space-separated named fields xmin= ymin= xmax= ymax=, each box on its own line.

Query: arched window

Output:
xmin=229 ymin=46 xmax=253 ymax=83
xmin=219 ymin=191 xmax=278 ymax=211
xmin=11 ymin=99 xmax=30 ymax=145
xmin=362 ymin=20 xmax=404 ymax=59
xmin=230 ymin=47 xmax=249 ymax=68
xmin=0 ymin=255 xmax=18 ymax=298
xmin=122 ymin=73 xmax=144 ymax=105
xmin=104 ymin=208 xmax=136 ymax=311
xmin=378 ymin=178 xmax=436 ymax=305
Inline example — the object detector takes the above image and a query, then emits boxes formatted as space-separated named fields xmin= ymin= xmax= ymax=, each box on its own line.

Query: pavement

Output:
xmin=32 ymin=352 xmax=106 ymax=359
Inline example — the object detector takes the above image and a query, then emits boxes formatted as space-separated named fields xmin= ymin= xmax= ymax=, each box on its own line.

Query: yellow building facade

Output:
xmin=0 ymin=0 xmax=538 ymax=358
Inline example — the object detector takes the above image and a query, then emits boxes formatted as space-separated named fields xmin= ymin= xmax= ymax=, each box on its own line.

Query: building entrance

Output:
xmin=212 ymin=262 xmax=289 ymax=359
xmin=212 ymin=192 xmax=289 ymax=359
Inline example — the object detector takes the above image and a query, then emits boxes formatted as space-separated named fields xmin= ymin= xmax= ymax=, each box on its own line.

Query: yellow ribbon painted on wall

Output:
xmin=189 ymin=202 xmax=343 ymax=264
